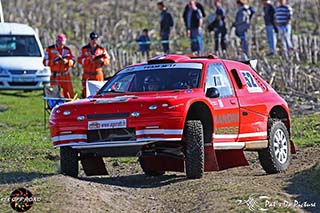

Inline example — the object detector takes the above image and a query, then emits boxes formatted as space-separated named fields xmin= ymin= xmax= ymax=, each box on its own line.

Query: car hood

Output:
xmin=0 ymin=57 xmax=45 ymax=70
xmin=51 ymin=90 xmax=204 ymax=119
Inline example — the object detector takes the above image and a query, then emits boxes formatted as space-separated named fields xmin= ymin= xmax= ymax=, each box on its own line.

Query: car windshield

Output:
xmin=0 ymin=35 xmax=41 ymax=57
xmin=98 ymin=63 xmax=203 ymax=94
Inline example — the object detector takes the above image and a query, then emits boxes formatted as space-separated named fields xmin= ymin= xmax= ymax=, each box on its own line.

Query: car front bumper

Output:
xmin=0 ymin=75 xmax=50 ymax=90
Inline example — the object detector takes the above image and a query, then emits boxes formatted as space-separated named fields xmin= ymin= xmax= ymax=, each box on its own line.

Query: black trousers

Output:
xmin=214 ymin=27 xmax=227 ymax=51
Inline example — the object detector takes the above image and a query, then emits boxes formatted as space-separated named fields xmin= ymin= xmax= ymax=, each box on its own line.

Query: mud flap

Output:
xmin=139 ymin=155 xmax=184 ymax=172
xmin=204 ymin=144 xmax=219 ymax=171
xmin=215 ymin=149 xmax=249 ymax=170
xmin=81 ymin=156 xmax=108 ymax=176
xmin=290 ymin=140 xmax=296 ymax=154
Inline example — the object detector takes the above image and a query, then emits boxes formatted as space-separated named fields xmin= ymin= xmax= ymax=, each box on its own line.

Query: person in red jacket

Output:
xmin=43 ymin=34 xmax=75 ymax=98
xmin=78 ymin=32 xmax=111 ymax=97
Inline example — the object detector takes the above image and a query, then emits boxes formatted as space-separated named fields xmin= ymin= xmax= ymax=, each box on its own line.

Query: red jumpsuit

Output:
xmin=77 ymin=44 xmax=110 ymax=97
xmin=43 ymin=45 xmax=75 ymax=98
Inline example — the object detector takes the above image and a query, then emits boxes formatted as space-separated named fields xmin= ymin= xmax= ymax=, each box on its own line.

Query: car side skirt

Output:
xmin=212 ymin=140 xmax=268 ymax=150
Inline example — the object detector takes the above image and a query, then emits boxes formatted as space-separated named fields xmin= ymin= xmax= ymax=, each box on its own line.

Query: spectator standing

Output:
xmin=207 ymin=0 xmax=227 ymax=52
xmin=263 ymin=0 xmax=277 ymax=56
xmin=233 ymin=0 xmax=255 ymax=58
xmin=274 ymin=0 xmax=293 ymax=58
xmin=183 ymin=0 xmax=204 ymax=55
xmin=43 ymin=34 xmax=75 ymax=98
xmin=137 ymin=29 xmax=150 ymax=58
xmin=157 ymin=2 xmax=174 ymax=54
xmin=78 ymin=32 xmax=111 ymax=97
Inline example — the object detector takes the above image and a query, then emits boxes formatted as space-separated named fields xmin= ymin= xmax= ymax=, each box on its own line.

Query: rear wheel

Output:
xmin=258 ymin=120 xmax=291 ymax=174
xmin=184 ymin=120 xmax=204 ymax=179
xmin=60 ymin=147 xmax=79 ymax=177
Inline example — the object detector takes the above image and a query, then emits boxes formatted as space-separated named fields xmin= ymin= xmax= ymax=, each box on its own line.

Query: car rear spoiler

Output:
xmin=240 ymin=59 xmax=258 ymax=70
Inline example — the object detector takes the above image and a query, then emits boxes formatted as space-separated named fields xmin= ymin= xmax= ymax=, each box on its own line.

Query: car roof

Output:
xmin=0 ymin=22 xmax=37 ymax=35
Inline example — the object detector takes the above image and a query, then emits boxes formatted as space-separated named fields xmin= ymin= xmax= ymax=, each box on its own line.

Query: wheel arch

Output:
xmin=184 ymin=101 xmax=213 ymax=144
xmin=269 ymin=105 xmax=296 ymax=154
xmin=269 ymin=105 xmax=291 ymax=135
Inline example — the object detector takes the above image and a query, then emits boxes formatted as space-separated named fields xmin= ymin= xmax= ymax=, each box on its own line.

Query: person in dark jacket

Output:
xmin=157 ymin=2 xmax=174 ymax=54
xmin=183 ymin=0 xmax=204 ymax=54
xmin=263 ymin=0 xmax=277 ymax=56
xmin=207 ymin=0 xmax=227 ymax=52
xmin=233 ymin=0 xmax=255 ymax=58
xmin=136 ymin=29 xmax=150 ymax=58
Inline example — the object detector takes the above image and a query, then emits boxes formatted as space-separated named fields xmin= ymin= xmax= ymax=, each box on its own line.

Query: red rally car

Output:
xmin=49 ymin=54 xmax=296 ymax=179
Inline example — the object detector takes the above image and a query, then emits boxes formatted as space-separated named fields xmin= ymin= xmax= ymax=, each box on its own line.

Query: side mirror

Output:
xmin=206 ymin=87 xmax=220 ymax=98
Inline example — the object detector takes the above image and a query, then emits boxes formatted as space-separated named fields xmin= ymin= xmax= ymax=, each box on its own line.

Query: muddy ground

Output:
xmin=1 ymin=146 xmax=319 ymax=213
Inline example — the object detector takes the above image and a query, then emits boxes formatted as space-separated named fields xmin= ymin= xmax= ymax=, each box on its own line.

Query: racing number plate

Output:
xmin=88 ymin=119 xmax=127 ymax=130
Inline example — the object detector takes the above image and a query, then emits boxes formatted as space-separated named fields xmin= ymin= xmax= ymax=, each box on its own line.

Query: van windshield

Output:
xmin=0 ymin=35 xmax=41 ymax=57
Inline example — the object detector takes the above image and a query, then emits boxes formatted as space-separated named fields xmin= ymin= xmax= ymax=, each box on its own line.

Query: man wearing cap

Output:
xmin=78 ymin=32 xmax=111 ymax=97
xmin=43 ymin=34 xmax=75 ymax=98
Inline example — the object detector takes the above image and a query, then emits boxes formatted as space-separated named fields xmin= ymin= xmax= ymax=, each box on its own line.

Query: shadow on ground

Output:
xmin=285 ymin=163 xmax=320 ymax=213
xmin=0 ymin=172 xmax=55 ymax=184
xmin=80 ymin=173 xmax=187 ymax=189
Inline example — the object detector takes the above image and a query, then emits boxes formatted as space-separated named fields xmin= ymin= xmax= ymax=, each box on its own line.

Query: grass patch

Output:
xmin=291 ymin=113 xmax=320 ymax=147
xmin=0 ymin=91 xmax=58 ymax=183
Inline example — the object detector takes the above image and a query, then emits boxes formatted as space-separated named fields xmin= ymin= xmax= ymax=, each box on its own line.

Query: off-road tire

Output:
xmin=60 ymin=147 xmax=79 ymax=177
xmin=139 ymin=157 xmax=165 ymax=176
xmin=258 ymin=120 xmax=291 ymax=174
xmin=184 ymin=120 xmax=204 ymax=179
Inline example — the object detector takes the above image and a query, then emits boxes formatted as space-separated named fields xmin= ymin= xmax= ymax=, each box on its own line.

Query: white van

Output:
xmin=0 ymin=23 xmax=50 ymax=90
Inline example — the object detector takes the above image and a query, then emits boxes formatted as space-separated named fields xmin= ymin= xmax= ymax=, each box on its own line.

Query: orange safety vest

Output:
xmin=43 ymin=45 xmax=75 ymax=98
xmin=78 ymin=44 xmax=110 ymax=97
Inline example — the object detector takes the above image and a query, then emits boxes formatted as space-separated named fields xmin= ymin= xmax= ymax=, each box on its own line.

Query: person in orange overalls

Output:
xmin=78 ymin=32 xmax=111 ymax=97
xmin=43 ymin=34 xmax=75 ymax=98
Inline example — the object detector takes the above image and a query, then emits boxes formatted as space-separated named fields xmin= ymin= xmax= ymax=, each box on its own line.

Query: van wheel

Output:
xmin=184 ymin=120 xmax=204 ymax=179
xmin=258 ymin=120 xmax=291 ymax=174
xmin=60 ymin=147 xmax=79 ymax=177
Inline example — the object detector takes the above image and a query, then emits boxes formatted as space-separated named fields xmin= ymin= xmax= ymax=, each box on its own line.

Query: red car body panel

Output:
xmin=49 ymin=55 xmax=293 ymax=174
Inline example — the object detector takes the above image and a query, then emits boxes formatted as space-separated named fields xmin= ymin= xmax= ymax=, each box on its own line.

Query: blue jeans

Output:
xmin=236 ymin=31 xmax=248 ymax=56
xmin=265 ymin=25 xmax=276 ymax=54
xmin=190 ymin=28 xmax=204 ymax=54
xmin=160 ymin=31 xmax=170 ymax=54
xmin=197 ymin=28 xmax=204 ymax=55
xmin=277 ymin=24 xmax=293 ymax=58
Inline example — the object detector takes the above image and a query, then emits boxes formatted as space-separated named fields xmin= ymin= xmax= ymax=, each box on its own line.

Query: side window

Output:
xmin=206 ymin=63 xmax=234 ymax=98
xmin=108 ymin=74 xmax=135 ymax=92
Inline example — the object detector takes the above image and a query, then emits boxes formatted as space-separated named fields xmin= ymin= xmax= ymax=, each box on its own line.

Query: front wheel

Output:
xmin=258 ymin=120 xmax=291 ymax=174
xmin=184 ymin=120 xmax=204 ymax=179
xmin=60 ymin=146 xmax=79 ymax=177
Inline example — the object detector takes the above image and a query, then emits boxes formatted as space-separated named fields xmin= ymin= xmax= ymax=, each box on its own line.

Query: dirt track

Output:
xmin=5 ymin=145 xmax=316 ymax=213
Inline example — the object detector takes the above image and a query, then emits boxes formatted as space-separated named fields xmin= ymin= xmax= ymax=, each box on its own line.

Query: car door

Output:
xmin=205 ymin=63 xmax=240 ymax=143
xmin=223 ymin=61 xmax=269 ymax=142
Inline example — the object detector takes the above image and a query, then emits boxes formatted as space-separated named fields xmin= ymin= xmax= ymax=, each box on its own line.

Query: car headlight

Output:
xmin=63 ymin=110 xmax=71 ymax=116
